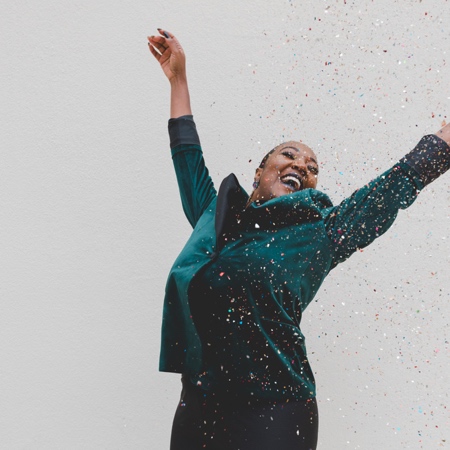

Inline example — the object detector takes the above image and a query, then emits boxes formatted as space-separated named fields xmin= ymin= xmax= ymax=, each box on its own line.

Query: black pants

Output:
xmin=170 ymin=377 xmax=318 ymax=450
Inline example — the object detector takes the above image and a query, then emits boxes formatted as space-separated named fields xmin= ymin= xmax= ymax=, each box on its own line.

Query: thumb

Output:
xmin=158 ymin=29 xmax=183 ymax=53
xmin=157 ymin=28 xmax=171 ymax=39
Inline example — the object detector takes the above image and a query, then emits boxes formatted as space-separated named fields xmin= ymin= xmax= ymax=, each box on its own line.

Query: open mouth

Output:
xmin=280 ymin=173 xmax=303 ymax=191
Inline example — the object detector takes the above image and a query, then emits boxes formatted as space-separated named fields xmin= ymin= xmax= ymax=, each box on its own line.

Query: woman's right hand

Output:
xmin=147 ymin=29 xmax=186 ymax=83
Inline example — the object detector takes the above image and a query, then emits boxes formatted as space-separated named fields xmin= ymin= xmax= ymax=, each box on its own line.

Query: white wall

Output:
xmin=1 ymin=0 xmax=448 ymax=448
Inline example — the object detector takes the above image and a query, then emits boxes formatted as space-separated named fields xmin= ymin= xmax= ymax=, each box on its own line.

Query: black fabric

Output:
xmin=400 ymin=134 xmax=450 ymax=186
xmin=168 ymin=115 xmax=201 ymax=148
xmin=170 ymin=377 xmax=319 ymax=450
xmin=214 ymin=173 xmax=247 ymax=254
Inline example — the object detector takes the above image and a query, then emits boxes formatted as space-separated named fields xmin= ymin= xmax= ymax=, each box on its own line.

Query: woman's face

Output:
xmin=251 ymin=141 xmax=319 ymax=204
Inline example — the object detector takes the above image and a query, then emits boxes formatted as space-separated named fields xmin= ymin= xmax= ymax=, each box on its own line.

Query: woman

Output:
xmin=148 ymin=29 xmax=450 ymax=450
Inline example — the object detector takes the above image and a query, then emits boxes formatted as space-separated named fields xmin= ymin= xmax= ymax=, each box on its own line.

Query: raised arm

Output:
xmin=324 ymin=123 xmax=450 ymax=268
xmin=148 ymin=29 xmax=216 ymax=228
xmin=148 ymin=29 xmax=191 ymax=118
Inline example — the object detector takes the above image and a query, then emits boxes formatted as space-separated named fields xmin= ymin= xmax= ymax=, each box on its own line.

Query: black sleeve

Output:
xmin=168 ymin=115 xmax=217 ymax=228
xmin=399 ymin=134 xmax=450 ymax=186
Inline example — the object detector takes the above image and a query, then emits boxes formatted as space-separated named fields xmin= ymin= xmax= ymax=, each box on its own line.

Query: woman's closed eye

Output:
xmin=308 ymin=165 xmax=319 ymax=175
xmin=282 ymin=150 xmax=295 ymax=159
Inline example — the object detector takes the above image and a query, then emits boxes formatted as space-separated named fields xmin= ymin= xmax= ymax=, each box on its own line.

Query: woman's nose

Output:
xmin=291 ymin=160 xmax=307 ymax=176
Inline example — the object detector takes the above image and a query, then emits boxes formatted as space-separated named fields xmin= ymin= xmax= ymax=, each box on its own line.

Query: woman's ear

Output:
xmin=254 ymin=167 xmax=262 ymax=183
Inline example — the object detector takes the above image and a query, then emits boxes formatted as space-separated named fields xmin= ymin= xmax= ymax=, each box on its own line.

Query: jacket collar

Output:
xmin=215 ymin=174 xmax=247 ymax=252
xmin=215 ymin=173 xmax=333 ymax=251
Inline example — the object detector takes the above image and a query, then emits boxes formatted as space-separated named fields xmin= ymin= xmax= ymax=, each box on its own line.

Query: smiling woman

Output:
xmin=250 ymin=141 xmax=319 ymax=204
xmin=148 ymin=29 xmax=450 ymax=450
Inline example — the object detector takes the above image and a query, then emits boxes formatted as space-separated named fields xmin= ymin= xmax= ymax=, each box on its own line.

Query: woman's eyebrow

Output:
xmin=283 ymin=146 xmax=301 ymax=153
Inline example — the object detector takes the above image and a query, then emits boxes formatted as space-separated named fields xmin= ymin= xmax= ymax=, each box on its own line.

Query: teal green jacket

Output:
xmin=160 ymin=116 xmax=449 ymax=400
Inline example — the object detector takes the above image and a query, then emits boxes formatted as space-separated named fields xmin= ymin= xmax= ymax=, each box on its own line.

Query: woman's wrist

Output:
xmin=170 ymin=76 xmax=191 ymax=118
xmin=169 ymin=74 xmax=188 ymax=87
xmin=434 ymin=121 xmax=450 ymax=147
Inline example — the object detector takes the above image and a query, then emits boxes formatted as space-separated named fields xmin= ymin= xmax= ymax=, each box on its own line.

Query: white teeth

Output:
xmin=281 ymin=175 xmax=301 ymax=190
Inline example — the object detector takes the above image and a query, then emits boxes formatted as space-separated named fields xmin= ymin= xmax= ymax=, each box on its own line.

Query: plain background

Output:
xmin=1 ymin=0 xmax=449 ymax=448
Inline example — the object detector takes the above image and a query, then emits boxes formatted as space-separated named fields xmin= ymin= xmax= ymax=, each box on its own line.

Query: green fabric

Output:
xmin=160 ymin=128 xmax=426 ymax=400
